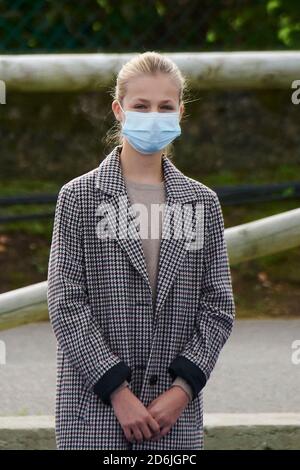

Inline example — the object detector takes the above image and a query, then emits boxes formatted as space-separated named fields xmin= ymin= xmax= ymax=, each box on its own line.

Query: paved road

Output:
xmin=0 ymin=319 xmax=299 ymax=416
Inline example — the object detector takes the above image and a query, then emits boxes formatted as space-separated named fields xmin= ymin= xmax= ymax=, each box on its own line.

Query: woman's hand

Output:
xmin=146 ymin=386 xmax=190 ymax=441
xmin=111 ymin=386 xmax=161 ymax=443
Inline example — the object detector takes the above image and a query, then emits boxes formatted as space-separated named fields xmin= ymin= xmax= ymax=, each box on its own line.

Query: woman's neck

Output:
xmin=119 ymin=141 xmax=164 ymax=185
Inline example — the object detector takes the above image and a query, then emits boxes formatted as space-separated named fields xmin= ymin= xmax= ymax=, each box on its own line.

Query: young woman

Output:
xmin=47 ymin=51 xmax=235 ymax=450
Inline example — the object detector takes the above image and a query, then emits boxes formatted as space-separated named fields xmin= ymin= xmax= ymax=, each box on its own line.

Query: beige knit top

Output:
xmin=110 ymin=177 xmax=193 ymax=403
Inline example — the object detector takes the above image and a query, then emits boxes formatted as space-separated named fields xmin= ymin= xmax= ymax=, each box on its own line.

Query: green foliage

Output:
xmin=1 ymin=0 xmax=300 ymax=53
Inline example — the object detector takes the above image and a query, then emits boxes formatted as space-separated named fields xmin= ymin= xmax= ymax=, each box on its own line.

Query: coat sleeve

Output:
xmin=168 ymin=191 xmax=235 ymax=401
xmin=47 ymin=184 xmax=132 ymax=406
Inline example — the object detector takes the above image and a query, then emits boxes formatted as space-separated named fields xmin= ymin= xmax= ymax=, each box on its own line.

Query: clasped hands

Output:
xmin=111 ymin=385 xmax=190 ymax=443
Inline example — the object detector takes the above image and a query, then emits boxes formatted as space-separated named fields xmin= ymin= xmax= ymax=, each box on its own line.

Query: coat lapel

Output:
xmin=95 ymin=144 xmax=199 ymax=317
xmin=95 ymin=145 xmax=152 ymax=298
xmin=153 ymin=152 xmax=198 ymax=317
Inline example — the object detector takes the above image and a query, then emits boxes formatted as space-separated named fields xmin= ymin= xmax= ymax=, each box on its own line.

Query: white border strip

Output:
xmin=1 ymin=413 xmax=300 ymax=430
xmin=204 ymin=413 xmax=300 ymax=427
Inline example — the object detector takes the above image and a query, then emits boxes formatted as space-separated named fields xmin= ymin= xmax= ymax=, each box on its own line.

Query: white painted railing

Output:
xmin=1 ymin=51 xmax=300 ymax=91
xmin=225 ymin=207 xmax=300 ymax=265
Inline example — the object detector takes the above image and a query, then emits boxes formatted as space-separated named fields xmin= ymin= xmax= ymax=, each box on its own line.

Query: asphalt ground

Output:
xmin=0 ymin=319 xmax=299 ymax=416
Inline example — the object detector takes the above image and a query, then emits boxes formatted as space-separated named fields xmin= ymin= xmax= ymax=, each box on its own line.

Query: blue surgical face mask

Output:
xmin=118 ymin=101 xmax=181 ymax=154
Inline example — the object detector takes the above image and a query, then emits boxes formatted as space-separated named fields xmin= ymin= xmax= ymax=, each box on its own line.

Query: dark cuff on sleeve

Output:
xmin=93 ymin=361 xmax=132 ymax=406
xmin=168 ymin=355 xmax=207 ymax=400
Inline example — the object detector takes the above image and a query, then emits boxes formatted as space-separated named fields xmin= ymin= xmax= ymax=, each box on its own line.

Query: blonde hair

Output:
xmin=104 ymin=51 xmax=190 ymax=159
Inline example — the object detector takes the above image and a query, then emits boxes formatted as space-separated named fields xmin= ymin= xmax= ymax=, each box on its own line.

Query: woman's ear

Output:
xmin=112 ymin=99 xmax=123 ymax=122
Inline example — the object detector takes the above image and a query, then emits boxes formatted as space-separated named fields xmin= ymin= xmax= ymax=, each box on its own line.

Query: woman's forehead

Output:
xmin=125 ymin=74 xmax=179 ymax=101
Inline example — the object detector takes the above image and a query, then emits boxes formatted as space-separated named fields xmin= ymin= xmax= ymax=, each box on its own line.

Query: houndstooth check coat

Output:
xmin=47 ymin=144 xmax=235 ymax=450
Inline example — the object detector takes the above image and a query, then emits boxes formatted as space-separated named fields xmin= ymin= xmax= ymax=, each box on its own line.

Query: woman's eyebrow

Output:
xmin=133 ymin=98 xmax=174 ymax=104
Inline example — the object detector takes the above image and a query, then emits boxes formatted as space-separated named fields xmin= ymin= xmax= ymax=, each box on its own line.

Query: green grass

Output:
xmin=200 ymin=164 xmax=300 ymax=186
xmin=0 ymin=179 xmax=60 ymax=237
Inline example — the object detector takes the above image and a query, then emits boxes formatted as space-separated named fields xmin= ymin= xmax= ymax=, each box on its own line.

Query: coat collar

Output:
xmin=95 ymin=144 xmax=198 ymax=204
xmin=95 ymin=144 xmax=199 ymax=317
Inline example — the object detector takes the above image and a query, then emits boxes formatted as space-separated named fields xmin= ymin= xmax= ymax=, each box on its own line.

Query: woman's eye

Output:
xmin=134 ymin=105 xmax=174 ymax=111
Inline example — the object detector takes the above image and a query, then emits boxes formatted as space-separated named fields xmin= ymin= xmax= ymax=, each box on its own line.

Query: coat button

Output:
xmin=149 ymin=374 xmax=158 ymax=385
